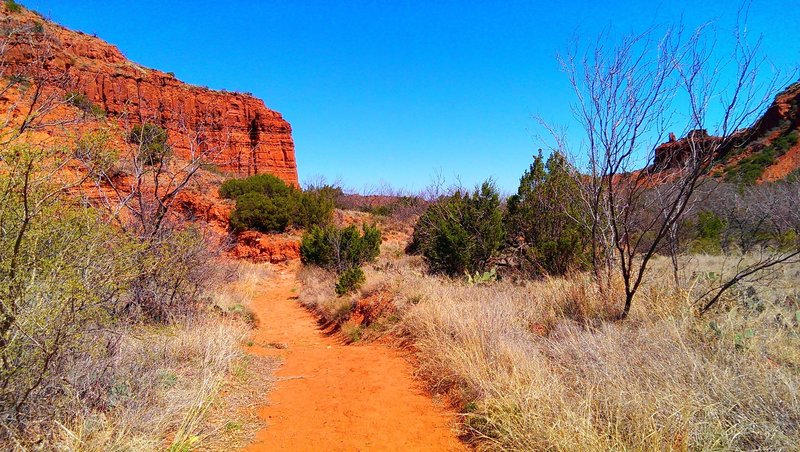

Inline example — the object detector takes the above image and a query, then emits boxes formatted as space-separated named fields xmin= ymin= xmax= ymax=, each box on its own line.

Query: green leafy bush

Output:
xmin=410 ymin=181 xmax=505 ymax=276
xmin=220 ymin=173 xmax=293 ymax=200
xmin=229 ymin=192 xmax=294 ymax=233
xmin=300 ymin=224 xmax=381 ymax=272
xmin=505 ymin=151 xmax=590 ymax=276
xmin=690 ymin=211 xmax=726 ymax=254
xmin=296 ymin=190 xmax=335 ymax=229
xmin=129 ymin=123 xmax=171 ymax=166
xmin=222 ymin=174 xmax=334 ymax=233
xmin=335 ymin=266 xmax=366 ymax=295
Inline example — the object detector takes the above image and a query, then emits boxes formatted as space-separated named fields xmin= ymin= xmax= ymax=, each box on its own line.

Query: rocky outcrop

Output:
xmin=654 ymin=82 xmax=800 ymax=182
xmin=1 ymin=8 xmax=298 ymax=185
xmin=231 ymin=231 xmax=301 ymax=263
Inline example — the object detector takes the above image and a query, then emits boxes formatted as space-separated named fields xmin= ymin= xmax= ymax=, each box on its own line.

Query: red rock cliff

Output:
xmin=1 ymin=8 xmax=298 ymax=185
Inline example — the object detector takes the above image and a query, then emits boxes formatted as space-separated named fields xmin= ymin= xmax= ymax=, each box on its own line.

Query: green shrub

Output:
xmin=690 ymin=211 xmax=726 ymax=254
xmin=300 ymin=224 xmax=381 ymax=272
xmin=219 ymin=173 xmax=293 ymax=200
xmin=229 ymin=192 xmax=294 ymax=233
xmin=222 ymin=174 xmax=334 ymax=233
xmin=65 ymin=91 xmax=105 ymax=117
xmin=129 ymin=123 xmax=170 ymax=166
xmin=4 ymin=0 xmax=22 ymax=13
xmin=723 ymin=131 xmax=797 ymax=185
xmin=785 ymin=168 xmax=800 ymax=183
xmin=296 ymin=190 xmax=335 ymax=228
xmin=335 ymin=266 xmax=365 ymax=296
xmin=410 ymin=181 xmax=504 ymax=276
xmin=505 ymin=151 xmax=590 ymax=276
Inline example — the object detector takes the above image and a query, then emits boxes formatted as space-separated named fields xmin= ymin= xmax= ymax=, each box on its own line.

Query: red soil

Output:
xmin=243 ymin=261 xmax=465 ymax=451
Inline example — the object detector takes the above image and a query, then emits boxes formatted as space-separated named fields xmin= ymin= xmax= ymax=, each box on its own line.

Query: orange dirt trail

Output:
xmin=243 ymin=262 xmax=466 ymax=452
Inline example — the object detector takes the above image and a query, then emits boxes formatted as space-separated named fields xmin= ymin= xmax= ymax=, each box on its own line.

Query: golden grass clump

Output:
xmin=48 ymin=262 xmax=277 ymax=451
xmin=300 ymin=252 xmax=800 ymax=450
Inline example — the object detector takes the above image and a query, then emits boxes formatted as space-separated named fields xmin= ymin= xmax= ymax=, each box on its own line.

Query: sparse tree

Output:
xmin=558 ymin=19 xmax=795 ymax=318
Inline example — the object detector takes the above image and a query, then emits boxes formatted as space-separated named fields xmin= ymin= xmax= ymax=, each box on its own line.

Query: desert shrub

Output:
xmin=0 ymin=181 xmax=139 ymax=432
xmin=222 ymin=174 xmax=334 ymax=232
xmin=721 ymin=132 xmax=796 ymax=186
xmin=74 ymin=128 xmax=119 ymax=175
xmin=410 ymin=181 xmax=504 ymax=276
xmin=702 ymin=181 xmax=800 ymax=254
xmin=229 ymin=191 xmax=295 ymax=233
xmin=724 ymin=148 xmax=776 ymax=185
xmin=219 ymin=173 xmax=293 ymax=200
xmin=505 ymin=151 xmax=590 ymax=276
xmin=296 ymin=190 xmax=335 ymax=228
xmin=690 ymin=210 xmax=726 ymax=254
xmin=4 ymin=0 xmax=22 ymax=13
xmin=129 ymin=123 xmax=171 ymax=166
xmin=65 ymin=91 xmax=105 ymax=117
xmin=300 ymin=224 xmax=381 ymax=272
xmin=127 ymin=227 xmax=215 ymax=323
xmin=786 ymin=168 xmax=800 ymax=183
xmin=335 ymin=266 xmax=366 ymax=295
xmin=301 ymin=224 xmax=381 ymax=296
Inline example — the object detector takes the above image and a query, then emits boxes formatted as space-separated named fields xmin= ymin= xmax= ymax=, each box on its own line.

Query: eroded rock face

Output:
xmin=653 ymin=82 xmax=800 ymax=181
xmin=1 ymin=9 xmax=298 ymax=186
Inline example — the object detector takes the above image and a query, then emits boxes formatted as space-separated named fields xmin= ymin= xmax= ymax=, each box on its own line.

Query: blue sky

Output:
xmin=23 ymin=0 xmax=800 ymax=193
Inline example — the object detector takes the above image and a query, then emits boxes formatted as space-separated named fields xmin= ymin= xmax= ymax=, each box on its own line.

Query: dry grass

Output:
xmin=42 ymin=262 xmax=276 ymax=452
xmin=299 ymin=251 xmax=800 ymax=450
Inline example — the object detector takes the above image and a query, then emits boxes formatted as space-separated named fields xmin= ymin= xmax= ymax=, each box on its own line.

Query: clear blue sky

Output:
xmin=23 ymin=0 xmax=800 ymax=193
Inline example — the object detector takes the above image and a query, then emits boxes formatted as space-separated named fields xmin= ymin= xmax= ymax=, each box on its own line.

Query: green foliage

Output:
xmin=7 ymin=74 xmax=29 ymax=88
xmin=335 ymin=266 xmax=366 ymax=296
xmin=785 ymin=168 xmax=800 ymax=183
xmin=219 ymin=173 xmax=293 ymax=200
xmin=466 ymin=268 xmax=497 ymax=285
xmin=724 ymin=148 xmax=776 ymax=185
xmin=222 ymin=174 xmax=334 ymax=233
xmin=0 ymin=146 xmax=140 ymax=424
xmin=74 ymin=128 xmax=118 ymax=176
xmin=302 ymin=223 xmax=380 ymax=296
xmin=129 ymin=123 xmax=171 ymax=166
xmin=724 ymin=132 xmax=796 ymax=185
xmin=297 ymin=190 xmax=335 ymax=229
xmin=411 ymin=181 xmax=505 ymax=276
xmin=65 ymin=91 xmax=105 ymax=117
xmin=229 ymin=191 xmax=294 ymax=233
xmin=690 ymin=211 xmax=726 ymax=254
xmin=4 ymin=0 xmax=22 ymax=13
xmin=0 ymin=142 xmax=219 ymax=430
xmin=300 ymin=224 xmax=381 ymax=272
xmin=505 ymin=151 xmax=590 ymax=276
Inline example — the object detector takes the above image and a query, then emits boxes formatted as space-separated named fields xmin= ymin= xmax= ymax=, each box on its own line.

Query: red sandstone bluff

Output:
xmin=2 ymin=10 xmax=298 ymax=185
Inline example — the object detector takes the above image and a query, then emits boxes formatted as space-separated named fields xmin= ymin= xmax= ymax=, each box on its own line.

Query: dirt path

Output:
xmin=243 ymin=262 xmax=465 ymax=452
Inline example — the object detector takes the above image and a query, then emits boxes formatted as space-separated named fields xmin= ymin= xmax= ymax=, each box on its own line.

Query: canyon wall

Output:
xmin=1 ymin=8 xmax=298 ymax=185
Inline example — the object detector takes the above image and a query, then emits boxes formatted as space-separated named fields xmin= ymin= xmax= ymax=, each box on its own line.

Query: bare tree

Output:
xmin=560 ymin=19 xmax=789 ymax=318
xmin=80 ymin=110 xmax=226 ymax=240
xmin=695 ymin=181 xmax=800 ymax=312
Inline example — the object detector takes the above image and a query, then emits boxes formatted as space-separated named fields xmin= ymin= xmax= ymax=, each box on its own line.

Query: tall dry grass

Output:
xmin=39 ymin=262 xmax=274 ymax=452
xmin=299 ymin=251 xmax=800 ymax=450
